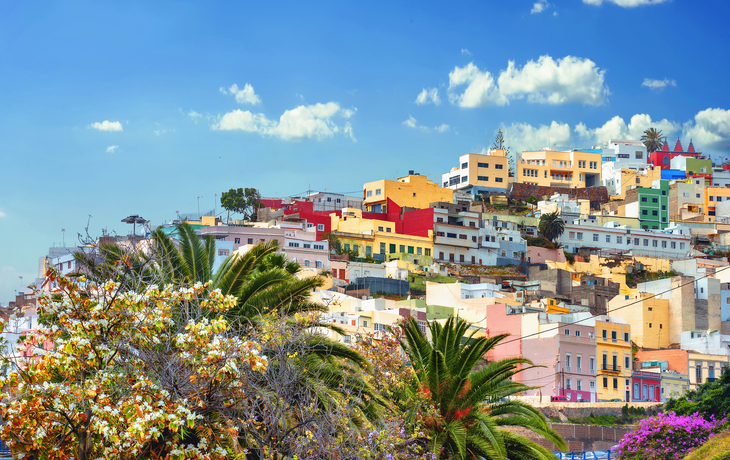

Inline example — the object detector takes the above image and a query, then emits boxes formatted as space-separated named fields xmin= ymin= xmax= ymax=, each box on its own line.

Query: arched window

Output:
xmin=303 ymin=259 xmax=311 ymax=267
xmin=316 ymin=260 xmax=323 ymax=269
xmin=663 ymin=156 xmax=669 ymax=166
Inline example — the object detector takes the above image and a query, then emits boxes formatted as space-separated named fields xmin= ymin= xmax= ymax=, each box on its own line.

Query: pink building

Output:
xmin=525 ymin=247 xmax=566 ymax=264
xmin=521 ymin=322 xmax=597 ymax=402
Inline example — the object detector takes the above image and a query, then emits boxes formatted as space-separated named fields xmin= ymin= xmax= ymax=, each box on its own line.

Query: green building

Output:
xmin=637 ymin=180 xmax=669 ymax=229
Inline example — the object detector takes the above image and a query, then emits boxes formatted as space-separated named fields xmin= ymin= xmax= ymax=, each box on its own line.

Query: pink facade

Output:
xmin=521 ymin=322 xmax=597 ymax=401
xmin=526 ymin=247 xmax=566 ymax=264
xmin=483 ymin=304 xmax=523 ymax=362
xmin=632 ymin=371 xmax=661 ymax=402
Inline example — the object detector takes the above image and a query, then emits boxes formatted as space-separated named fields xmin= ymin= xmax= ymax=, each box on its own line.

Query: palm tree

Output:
xmin=538 ymin=211 xmax=564 ymax=243
xmin=77 ymin=223 xmax=326 ymax=321
xmin=400 ymin=317 xmax=566 ymax=459
xmin=641 ymin=127 xmax=666 ymax=154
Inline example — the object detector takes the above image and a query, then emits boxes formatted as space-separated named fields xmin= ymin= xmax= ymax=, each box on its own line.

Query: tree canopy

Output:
xmin=220 ymin=187 xmax=262 ymax=222
xmin=641 ymin=127 xmax=666 ymax=154
xmin=538 ymin=211 xmax=565 ymax=243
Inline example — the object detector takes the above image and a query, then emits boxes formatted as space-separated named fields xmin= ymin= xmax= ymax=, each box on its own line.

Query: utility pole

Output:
xmin=197 ymin=196 xmax=202 ymax=218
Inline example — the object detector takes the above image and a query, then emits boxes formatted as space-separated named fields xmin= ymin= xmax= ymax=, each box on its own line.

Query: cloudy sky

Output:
xmin=1 ymin=0 xmax=729 ymax=302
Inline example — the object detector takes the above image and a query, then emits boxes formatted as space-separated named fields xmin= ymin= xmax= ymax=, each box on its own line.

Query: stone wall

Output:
xmin=504 ymin=423 xmax=632 ymax=452
xmin=508 ymin=183 xmax=609 ymax=209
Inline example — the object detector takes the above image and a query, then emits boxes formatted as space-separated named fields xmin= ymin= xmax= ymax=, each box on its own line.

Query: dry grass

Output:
xmin=684 ymin=430 xmax=730 ymax=460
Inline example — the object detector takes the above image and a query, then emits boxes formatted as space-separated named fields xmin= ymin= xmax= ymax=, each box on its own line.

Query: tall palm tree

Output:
xmin=538 ymin=211 xmax=564 ymax=243
xmin=400 ymin=317 xmax=566 ymax=460
xmin=641 ymin=127 xmax=666 ymax=154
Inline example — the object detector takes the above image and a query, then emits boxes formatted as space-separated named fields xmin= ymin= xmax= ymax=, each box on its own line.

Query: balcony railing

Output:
xmin=600 ymin=365 xmax=621 ymax=373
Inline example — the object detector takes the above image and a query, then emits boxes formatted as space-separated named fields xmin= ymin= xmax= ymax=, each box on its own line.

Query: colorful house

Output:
xmin=631 ymin=370 xmax=662 ymax=402
xmin=441 ymin=149 xmax=510 ymax=194
xmin=649 ymin=138 xmax=700 ymax=169
xmin=518 ymin=149 xmax=602 ymax=188
xmin=363 ymin=173 xmax=453 ymax=213
xmin=595 ymin=317 xmax=632 ymax=402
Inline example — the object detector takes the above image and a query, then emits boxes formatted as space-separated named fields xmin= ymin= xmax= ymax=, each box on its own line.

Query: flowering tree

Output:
xmin=0 ymin=271 xmax=268 ymax=460
xmin=615 ymin=411 xmax=724 ymax=460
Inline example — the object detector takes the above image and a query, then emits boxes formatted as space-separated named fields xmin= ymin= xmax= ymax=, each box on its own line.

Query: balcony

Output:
xmin=599 ymin=365 xmax=622 ymax=374
xmin=434 ymin=235 xmax=476 ymax=248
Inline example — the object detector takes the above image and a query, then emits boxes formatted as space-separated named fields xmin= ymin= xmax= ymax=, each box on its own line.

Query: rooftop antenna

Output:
xmin=62 ymin=228 xmax=65 ymax=247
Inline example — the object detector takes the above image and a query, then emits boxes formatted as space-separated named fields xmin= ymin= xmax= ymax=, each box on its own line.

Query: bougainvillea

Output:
xmin=615 ymin=411 xmax=724 ymax=460
xmin=0 ymin=271 xmax=267 ymax=460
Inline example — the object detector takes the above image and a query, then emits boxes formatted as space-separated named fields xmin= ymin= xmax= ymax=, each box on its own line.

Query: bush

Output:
xmin=563 ymin=250 xmax=575 ymax=264
xmin=615 ymin=412 xmax=723 ymax=460
xmin=525 ymin=236 xmax=558 ymax=249
xmin=684 ymin=430 xmax=730 ymax=460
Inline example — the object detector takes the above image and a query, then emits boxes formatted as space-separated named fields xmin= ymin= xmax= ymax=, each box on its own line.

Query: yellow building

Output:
xmin=688 ymin=351 xmax=729 ymax=391
xmin=363 ymin=174 xmax=453 ymax=213
xmin=330 ymin=208 xmax=433 ymax=261
xmin=704 ymin=187 xmax=730 ymax=221
xmin=518 ymin=149 xmax=602 ymax=188
xmin=595 ymin=318 xmax=632 ymax=402
xmin=441 ymin=149 xmax=509 ymax=193
xmin=607 ymin=291 xmax=669 ymax=349
xmin=614 ymin=168 xmax=661 ymax=200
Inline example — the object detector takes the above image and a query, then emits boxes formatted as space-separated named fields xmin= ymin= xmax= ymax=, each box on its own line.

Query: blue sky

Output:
xmin=1 ymin=0 xmax=729 ymax=302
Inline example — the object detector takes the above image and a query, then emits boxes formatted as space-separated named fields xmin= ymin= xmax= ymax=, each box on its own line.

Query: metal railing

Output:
xmin=554 ymin=450 xmax=614 ymax=459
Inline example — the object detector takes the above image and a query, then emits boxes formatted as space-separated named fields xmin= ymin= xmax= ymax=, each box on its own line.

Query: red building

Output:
xmin=631 ymin=370 xmax=662 ymax=402
xmin=649 ymin=138 xmax=700 ymax=169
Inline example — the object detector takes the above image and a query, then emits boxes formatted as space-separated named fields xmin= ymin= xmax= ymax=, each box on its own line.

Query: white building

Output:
xmin=559 ymin=220 xmax=693 ymax=258
xmin=307 ymin=191 xmax=363 ymax=212
xmin=711 ymin=167 xmax=730 ymax=188
xmin=601 ymin=140 xmax=649 ymax=195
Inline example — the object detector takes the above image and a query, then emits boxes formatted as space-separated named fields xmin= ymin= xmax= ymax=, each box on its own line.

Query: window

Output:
xmin=566 ymin=355 xmax=571 ymax=372
xmin=317 ymin=224 xmax=325 ymax=231
xmin=696 ymin=364 xmax=702 ymax=383
xmin=680 ymin=242 xmax=686 ymax=249
xmin=577 ymin=355 xmax=582 ymax=372
xmin=303 ymin=260 xmax=311 ymax=267
xmin=565 ymin=329 xmax=570 ymax=336
xmin=642 ymin=210 xmax=648 ymax=216
xmin=613 ymin=378 xmax=618 ymax=389
xmin=606 ymin=235 xmax=611 ymax=243
xmin=624 ymin=332 xmax=629 ymax=342
xmin=366 ymin=190 xmax=372 ymax=197
xmin=625 ymin=356 xmax=630 ymax=369
xmin=425 ymin=248 xmax=431 ymax=256
xmin=362 ymin=320 xmax=368 ymax=328
xmin=643 ymin=239 xmax=649 ymax=246
xmin=478 ymin=162 xmax=489 ymax=168
xmin=343 ymin=335 xmax=351 ymax=343
xmin=288 ymin=242 xmax=300 ymax=248
xmin=575 ymin=330 xmax=581 ymax=338
xmin=566 ymin=378 xmax=572 ymax=390
xmin=461 ymin=162 xmax=468 ymax=169
xmin=603 ymin=377 xmax=608 ymax=388
xmin=590 ymin=357 xmax=595 ymax=372
xmin=407 ymin=246 xmax=414 ymax=254
xmin=593 ymin=234 xmax=599 ymax=242
xmin=417 ymin=247 xmax=422 ymax=255
xmin=478 ymin=176 xmax=489 ymax=181
xmin=602 ymin=329 xmax=607 ymax=339
xmin=642 ymin=197 xmax=648 ymax=202
xmin=316 ymin=260 xmax=323 ymax=269
xmin=234 ymin=238 xmax=241 ymax=244
xmin=709 ymin=365 xmax=715 ymax=379
xmin=495 ymin=177 xmax=503 ymax=182
xmin=617 ymin=236 xmax=622 ymax=244
xmin=635 ymin=152 xmax=643 ymax=159
xmin=399 ymin=245 xmax=405 ymax=253
xmin=652 ymin=198 xmax=658 ymax=203
xmin=652 ymin=210 xmax=658 ymax=216
xmin=461 ymin=176 xmax=468 ymax=183
xmin=218 ymin=249 xmax=229 ymax=256
xmin=634 ymin=238 xmax=640 ymax=245
xmin=436 ymin=217 xmax=444 ymax=223
xmin=569 ymin=231 xmax=575 ymax=239
xmin=495 ymin=164 xmax=503 ymax=169
xmin=378 ymin=226 xmax=384 ymax=231
xmin=577 ymin=379 xmax=583 ymax=391
xmin=653 ymin=240 xmax=658 ymax=247
xmin=459 ymin=254 xmax=465 ymax=262
xmin=374 ymin=323 xmax=387 ymax=332
xmin=671 ymin=242 xmax=676 ymax=249
xmin=303 ymin=243 xmax=311 ymax=248
xmin=577 ymin=232 xmax=583 ymax=240
xmin=662 ymin=241 xmax=667 ymax=248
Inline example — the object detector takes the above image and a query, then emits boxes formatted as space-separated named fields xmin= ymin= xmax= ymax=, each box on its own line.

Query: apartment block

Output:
xmin=518 ymin=149 xmax=602 ymax=188
xmin=363 ymin=173 xmax=453 ymax=213
xmin=441 ymin=149 xmax=510 ymax=194
xmin=595 ymin=318 xmax=632 ymax=402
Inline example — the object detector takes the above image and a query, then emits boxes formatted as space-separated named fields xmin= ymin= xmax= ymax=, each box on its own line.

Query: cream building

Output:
xmin=518 ymin=149 xmax=602 ymax=188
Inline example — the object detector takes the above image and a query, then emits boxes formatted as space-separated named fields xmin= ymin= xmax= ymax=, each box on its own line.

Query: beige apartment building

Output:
xmin=518 ymin=149 xmax=602 ymax=188
xmin=441 ymin=149 xmax=510 ymax=193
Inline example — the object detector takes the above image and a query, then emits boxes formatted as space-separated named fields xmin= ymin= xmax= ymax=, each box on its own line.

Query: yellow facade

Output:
xmin=518 ymin=149 xmax=602 ymax=188
xmin=595 ymin=319 xmax=632 ymax=402
xmin=615 ymin=168 xmax=661 ymax=200
xmin=607 ymin=292 xmax=669 ymax=349
xmin=330 ymin=208 xmax=433 ymax=260
xmin=442 ymin=150 xmax=509 ymax=191
xmin=363 ymin=174 xmax=453 ymax=212
xmin=704 ymin=187 xmax=730 ymax=219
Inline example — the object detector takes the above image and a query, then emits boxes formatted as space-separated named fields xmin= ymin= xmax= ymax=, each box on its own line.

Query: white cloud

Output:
xmin=583 ymin=0 xmax=669 ymax=6
xmin=553 ymin=11 xmax=558 ymax=16
xmin=501 ymin=121 xmax=572 ymax=154
xmin=188 ymin=110 xmax=203 ymax=121
xmin=531 ymin=0 xmax=549 ymax=14
xmin=461 ymin=48 xmax=472 ymax=56
xmin=106 ymin=145 xmax=119 ymax=153
xmin=415 ymin=88 xmax=441 ymax=106
xmin=642 ymin=78 xmax=677 ymax=90
xmin=213 ymin=109 xmax=273 ymax=132
xmin=446 ymin=56 xmax=608 ymax=108
xmin=497 ymin=55 xmax=609 ymax=105
xmin=220 ymin=83 xmax=261 ymax=105
xmin=89 ymin=120 xmax=123 ymax=132
xmin=402 ymin=116 xmax=450 ymax=133
xmin=448 ymin=62 xmax=507 ymax=108
xmin=576 ymin=113 xmax=679 ymax=144
xmin=153 ymin=124 xmax=175 ymax=136
xmin=683 ymin=108 xmax=730 ymax=151
xmin=269 ymin=102 xmax=342 ymax=140
xmin=213 ymin=102 xmax=356 ymax=142
xmin=0 ymin=210 xmax=6 ymax=218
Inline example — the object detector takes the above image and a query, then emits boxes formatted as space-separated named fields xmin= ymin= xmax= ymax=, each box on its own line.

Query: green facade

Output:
xmin=637 ymin=180 xmax=668 ymax=229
